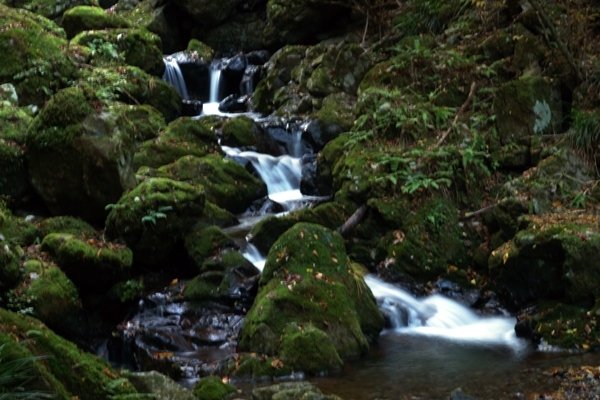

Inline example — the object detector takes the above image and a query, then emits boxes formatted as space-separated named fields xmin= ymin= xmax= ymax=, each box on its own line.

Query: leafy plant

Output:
xmin=141 ymin=206 xmax=173 ymax=226
xmin=568 ymin=108 xmax=600 ymax=162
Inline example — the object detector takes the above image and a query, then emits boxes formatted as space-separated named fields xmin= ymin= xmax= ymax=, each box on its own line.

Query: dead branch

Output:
xmin=337 ymin=205 xmax=368 ymax=237
xmin=461 ymin=203 xmax=496 ymax=219
xmin=435 ymin=81 xmax=477 ymax=148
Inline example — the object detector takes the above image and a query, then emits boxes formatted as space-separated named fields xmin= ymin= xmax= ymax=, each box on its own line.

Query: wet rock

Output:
xmin=192 ymin=376 xmax=236 ymax=400
xmin=181 ymin=100 xmax=203 ymax=116
xmin=300 ymin=153 xmax=319 ymax=196
xmin=168 ymin=52 xmax=211 ymax=101
xmin=246 ymin=50 xmax=271 ymax=65
xmin=302 ymin=119 xmax=344 ymax=153
xmin=240 ymin=65 xmax=263 ymax=95
xmin=218 ymin=94 xmax=249 ymax=113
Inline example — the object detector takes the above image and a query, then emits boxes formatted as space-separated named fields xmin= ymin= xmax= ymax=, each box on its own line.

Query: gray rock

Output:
xmin=122 ymin=370 xmax=196 ymax=400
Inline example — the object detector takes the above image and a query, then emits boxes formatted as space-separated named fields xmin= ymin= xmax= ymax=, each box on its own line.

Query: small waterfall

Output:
xmin=162 ymin=56 xmax=189 ymax=100
xmin=209 ymin=67 xmax=221 ymax=103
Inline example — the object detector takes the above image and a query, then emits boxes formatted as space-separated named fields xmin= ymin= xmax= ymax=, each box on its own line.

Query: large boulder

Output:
xmin=171 ymin=0 xmax=242 ymax=28
xmin=26 ymin=87 xmax=137 ymax=222
xmin=202 ymin=12 xmax=266 ymax=54
xmin=239 ymin=223 xmax=384 ymax=373
xmin=71 ymin=28 xmax=165 ymax=76
xmin=105 ymin=177 xmax=205 ymax=266
xmin=145 ymin=154 xmax=268 ymax=214
xmin=133 ymin=117 xmax=222 ymax=170
xmin=0 ymin=5 xmax=75 ymax=107
xmin=62 ymin=5 xmax=130 ymax=39
xmin=41 ymin=233 xmax=133 ymax=293
xmin=0 ymin=0 xmax=95 ymax=19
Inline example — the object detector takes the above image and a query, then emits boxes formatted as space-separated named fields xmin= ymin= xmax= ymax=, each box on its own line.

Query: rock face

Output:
xmin=26 ymin=87 xmax=138 ymax=223
xmin=239 ymin=223 xmax=384 ymax=373
xmin=105 ymin=177 xmax=205 ymax=266
xmin=171 ymin=0 xmax=242 ymax=28
xmin=62 ymin=5 xmax=131 ymax=39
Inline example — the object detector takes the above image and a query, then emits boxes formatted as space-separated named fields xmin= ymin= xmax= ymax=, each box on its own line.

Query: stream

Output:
xmin=109 ymin=56 xmax=600 ymax=399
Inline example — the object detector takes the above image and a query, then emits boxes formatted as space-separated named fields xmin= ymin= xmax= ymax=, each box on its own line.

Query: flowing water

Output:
xmin=162 ymin=56 xmax=189 ymax=100
xmin=148 ymin=56 xmax=600 ymax=399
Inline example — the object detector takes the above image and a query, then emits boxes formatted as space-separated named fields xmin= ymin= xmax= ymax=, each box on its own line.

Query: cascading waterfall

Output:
xmin=209 ymin=66 xmax=221 ymax=103
xmin=162 ymin=56 xmax=189 ymax=100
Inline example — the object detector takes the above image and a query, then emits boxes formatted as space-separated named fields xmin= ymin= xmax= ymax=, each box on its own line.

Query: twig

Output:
xmin=528 ymin=0 xmax=583 ymax=83
xmin=337 ymin=205 xmax=368 ymax=237
xmin=461 ymin=203 xmax=496 ymax=219
xmin=435 ymin=81 xmax=476 ymax=148
xmin=361 ymin=10 xmax=369 ymax=46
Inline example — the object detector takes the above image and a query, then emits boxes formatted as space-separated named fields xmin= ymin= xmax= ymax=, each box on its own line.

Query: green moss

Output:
xmin=0 ymin=209 xmax=41 ymax=246
xmin=240 ymin=223 xmax=383 ymax=368
xmin=0 ymin=309 xmax=139 ymax=399
xmin=0 ymin=243 xmax=21 ymax=289
xmin=105 ymin=177 xmax=205 ymax=266
xmin=278 ymin=323 xmax=343 ymax=374
xmin=41 ymin=233 xmax=132 ymax=293
xmin=191 ymin=376 xmax=235 ymax=400
xmin=0 ymin=105 xmax=32 ymax=144
xmin=220 ymin=115 xmax=258 ymax=147
xmin=62 ymin=6 xmax=130 ymax=39
xmin=196 ymin=202 xmax=239 ymax=228
xmin=316 ymin=93 xmax=355 ymax=133
xmin=187 ymin=39 xmax=214 ymax=61
xmin=72 ymin=28 xmax=164 ymax=76
xmin=38 ymin=216 xmax=96 ymax=238
xmin=225 ymin=353 xmax=292 ymax=380
xmin=185 ymin=225 xmax=236 ymax=270
xmin=109 ymin=103 xmax=166 ymax=144
xmin=133 ymin=117 xmax=222 ymax=170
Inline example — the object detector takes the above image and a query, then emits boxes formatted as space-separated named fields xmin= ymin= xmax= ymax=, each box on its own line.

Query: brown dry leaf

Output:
xmin=271 ymin=359 xmax=284 ymax=369
xmin=312 ymin=250 xmax=319 ymax=257
xmin=266 ymin=291 xmax=277 ymax=299
xmin=299 ymin=231 xmax=304 ymax=239
xmin=332 ymin=257 xmax=338 ymax=264
xmin=102 ymin=367 xmax=117 ymax=379
xmin=96 ymin=249 xmax=102 ymax=258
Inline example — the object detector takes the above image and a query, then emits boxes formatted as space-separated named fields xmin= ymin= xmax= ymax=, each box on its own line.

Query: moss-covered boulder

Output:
xmin=239 ymin=223 xmax=383 ymax=373
xmin=0 ymin=309 xmax=140 ymax=399
xmin=6 ymin=260 xmax=79 ymax=329
xmin=41 ymin=233 xmax=132 ymax=293
xmin=202 ymin=12 xmax=266 ymax=54
xmin=191 ymin=375 xmax=236 ymax=400
xmin=122 ymin=370 xmax=195 ymax=400
xmin=0 ymin=101 xmax=32 ymax=144
xmin=75 ymin=66 xmax=181 ymax=122
xmin=0 ymin=137 xmax=28 ymax=206
xmin=26 ymin=87 xmax=137 ymax=222
xmin=0 ymin=242 xmax=21 ymax=289
xmin=38 ymin=216 xmax=96 ymax=238
xmin=0 ymin=0 xmax=96 ymax=20
xmin=72 ymin=28 xmax=164 ymax=76
xmin=133 ymin=117 xmax=222 ymax=170
xmin=0 ymin=208 xmax=40 ymax=246
xmin=110 ymin=103 xmax=166 ymax=144
xmin=62 ymin=5 xmax=130 ymax=39
xmin=0 ymin=5 xmax=75 ymax=107
xmin=489 ymin=214 xmax=600 ymax=308
xmin=184 ymin=225 xmax=236 ymax=269
xmin=195 ymin=201 xmax=239 ymax=228
xmin=105 ymin=177 xmax=205 ymax=266
xmin=493 ymin=76 xmax=562 ymax=146
xmin=381 ymin=198 xmax=465 ymax=282
xmin=187 ymin=39 xmax=214 ymax=61
xmin=262 ymin=0 xmax=350 ymax=48
xmin=220 ymin=115 xmax=260 ymax=148
xmin=153 ymin=154 xmax=267 ymax=214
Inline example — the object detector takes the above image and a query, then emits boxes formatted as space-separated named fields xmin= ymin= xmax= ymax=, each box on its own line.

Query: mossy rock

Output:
xmin=105 ymin=177 xmax=205 ymax=267
xmin=382 ymin=198 xmax=465 ymax=282
xmin=0 ymin=0 xmax=97 ymax=20
xmin=0 ymin=5 xmax=75 ymax=107
xmin=62 ymin=6 xmax=130 ymax=39
xmin=0 ymin=209 xmax=41 ymax=246
xmin=74 ymin=66 xmax=181 ymax=122
xmin=489 ymin=216 xmax=600 ymax=308
xmin=0 ymin=309 xmax=140 ymax=399
xmin=195 ymin=201 xmax=239 ymax=228
xmin=0 ymin=242 xmax=21 ymax=289
xmin=187 ymin=39 xmax=214 ymax=61
xmin=0 ymin=138 xmax=28 ymax=206
xmin=108 ymin=103 xmax=166 ymax=145
xmin=154 ymin=154 xmax=267 ymax=214
xmin=493 ymin=76 xmax=562 ymax=145
xmin=185 ymin=225 xmax=236 ymax=270
xmin=72 ymin=28 xmax=165 ymax=76
xmin=8 ymin=260 xmax=80 ymax=329
xmin=220 ymin=115 xmax=259 ymax=148
xmin=38 ymin=216 xmax=96 ymax=238
xmin=315 ymin=92 xmax=356 ymax=133
xmin=277 ymin=322 xmax=342 ymax=374
xmin=251 ymin=382 xmax=342 ymax=400
xmin=0 ymin=103 xmax=32 ymax=144
xmin=133 ymin=117 xmax=222 ymax=170
xmin=223 ymin=353 xmax=292 ymax=380
xmin=239 ymin=223 xmax=383 ymax=372
xmin=122 ymin=370 xmax=196 ymax=400
xmin=191 ymin=375 xmax=235 ymax=400
xmin=26 ymin=87 xmax=137 ymax=222
xmin=41 ymin=233 xmax=132 ymax=293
